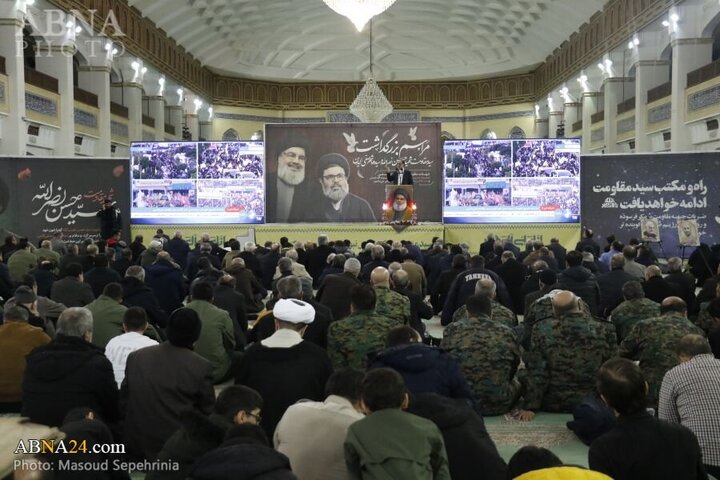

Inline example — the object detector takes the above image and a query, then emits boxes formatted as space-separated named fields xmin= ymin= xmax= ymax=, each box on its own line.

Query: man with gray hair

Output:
xmin=22 ymin=307 xmax=119 ymax=427
xmin=597 ymin=253 xmax=636 ymax=317
xmin=451 ymin=277 xmax=518 ymax=328
xmin=360 ymin=245 xmax=389 ymax=282
xmin=643 ymin=264 xmax=680 ymax=304
xmin=123 ymin=265 xmax=168 ymax=332
xmin=610 ymin=280 xmax=660 ymax=342
xmin=317 ymin=257 xmax=363 ymax=320
xmin=390 ymin=268 xmax=433 ymax=336
xmin=272 ymin=256 xmax=314 ymax=301
xmin=665 ymin=257 xmax=697 ymax=309
xmin=273 ymin=248 xmax=312 ymax=281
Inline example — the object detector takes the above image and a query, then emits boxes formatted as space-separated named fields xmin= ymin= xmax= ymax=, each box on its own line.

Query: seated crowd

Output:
xmin=0 ymin=228 xmax=719 ymax=479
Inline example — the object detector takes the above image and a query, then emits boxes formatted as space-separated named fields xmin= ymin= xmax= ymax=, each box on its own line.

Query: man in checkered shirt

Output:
xmin=659 ymin=334 xmax=720 ymax=478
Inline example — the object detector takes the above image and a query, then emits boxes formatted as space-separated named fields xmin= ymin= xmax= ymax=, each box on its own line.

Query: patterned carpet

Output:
xmin=485 ymin=413 xmax=590 ymax=467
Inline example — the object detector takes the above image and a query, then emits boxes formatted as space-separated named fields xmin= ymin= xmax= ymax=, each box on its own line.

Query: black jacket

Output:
xmin=189 ymin=436 xmax=297 ymax=480
xmin=386 ymin=168 xmax=414 ymax=186
xmin=122 ymin=277 xmax=168 ymax=329
xmin=96 ymin=206 xmax=122 ymax=240
xmin=393 ymin=285 xmax=433 ymax=334
xmin=643 ymin=276 xmax=680 ymax=305
xmin=317 ymin=272 xmax=361 ymax=321
xmin=305 ymin=245 xmax=333 ymax=287
xmin=165 ymin=237 xmax=191 ymax=270
xmin=597 ymin=268 xmax=636 ymax=317
xmin=145 ymin=260 xmax=187 ymax=315
xmin=213 ymin=284 xmax=248 ymax=347
xmin=50 ymin=276 xmax=95 ymax=307
xmin=149 ymin=411 xmax=233 ymax=480
xmin=22 ymin=335 xmax=119 ymax=427
xmin=664 ymin=271 xmax=697 ymax=310
xmin=548 ymin=242 xmax=567 ymax=270
xmin=441 ymin=267 xmax=512 ymax=326
xmin=494 ymin=259 xmax=527 ymax=314
xmin=369 ymin=344 xmax=473 ymax=403
xmin=84 ymin=267 xmax=123 ymax=298
xmin=407 ymin=394 xmax=507 ymax=480
xmin=431 ymin=265 xmax=464 ymax=314
xmin=558 ymin=266 xmax=601 ymax=315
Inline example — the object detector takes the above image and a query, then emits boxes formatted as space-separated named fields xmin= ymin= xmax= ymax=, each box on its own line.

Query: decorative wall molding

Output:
xmin=213 ymin=75 xmax=535 ymax=110
xmin=25 ymin=92 xmax=57 ymax=117
xmin=591 ymin=128 xmax=605 ymax=142
xmin=617 ymin=116 xmax=635 ymax=134
xmin=648 ymin=103 xmax=671 ymax=124
xmin=45 ymin=0 xmax=671 ymax=109
xmin=111 ymin=120 xmax=129 ymax=138
xmin=74 ymin=108 xmax=97 ymax=128
xmin=688 ymin=84 xmax=720 ymax=112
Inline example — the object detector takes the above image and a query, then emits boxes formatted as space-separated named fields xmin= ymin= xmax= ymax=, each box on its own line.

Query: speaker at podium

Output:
xmin=382 ymin=186 xmax=417 ymax=224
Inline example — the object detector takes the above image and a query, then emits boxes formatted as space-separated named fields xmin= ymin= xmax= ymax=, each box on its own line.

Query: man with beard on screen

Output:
xmin=315 ymin=153 xmax=376 ymax=223
xmin=266 ymin=137 xmax=316 ymax=223
xmin=384 ymin=188 xmax=415 ymax=223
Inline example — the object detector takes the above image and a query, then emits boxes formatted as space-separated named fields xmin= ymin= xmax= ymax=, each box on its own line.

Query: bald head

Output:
xmin=660 ymin=296 xmax=687 ymax=316
xmin=474 ymin=278 xmax=497 ymax=299
xmin=391 ymin=269 xmax=409 ymax=288
xmin=552 ymin=291 xmax=580 ymax=317
xmin=370 ymin=267 xmax=390 ymax=287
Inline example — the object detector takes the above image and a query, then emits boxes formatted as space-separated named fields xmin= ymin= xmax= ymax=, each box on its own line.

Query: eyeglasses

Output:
xmin=281 ymin=151 xmax=306 ymax=162
xmin=245 ymin=411 xmax=261 ymax=423
xmin=323 ymin=173 xmax=346 ymax=182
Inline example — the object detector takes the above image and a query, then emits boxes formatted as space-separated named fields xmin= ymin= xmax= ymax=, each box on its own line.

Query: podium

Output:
xmin=382 ymin=185 xmax=417 ymax=224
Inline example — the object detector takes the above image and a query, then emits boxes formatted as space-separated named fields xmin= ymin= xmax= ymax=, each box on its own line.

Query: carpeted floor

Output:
xmin=485 ymin=412 xmax=589 ymax=467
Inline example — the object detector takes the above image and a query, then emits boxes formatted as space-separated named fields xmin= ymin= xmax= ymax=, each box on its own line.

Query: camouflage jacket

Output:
xmin=327 ymin=310 xmax=397 ymax=370
xmin=451 ymin=299 xmax=518 ymax=329
xmin=373 ymin=286 xmax=411 ymax=326
xmin=610 ymin=298 xmax=660 ymax=342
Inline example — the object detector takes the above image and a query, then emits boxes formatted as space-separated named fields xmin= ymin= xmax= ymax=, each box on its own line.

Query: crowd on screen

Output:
xmin=0 ymin=228 xmax=718 ymax=480
xmin=132 ymin=145 xmax=197 ymax=180
xmin=134 ymin=190 xmax=195 ymax=208
xmin=198 ymin=147 xmax=264 ymax=179
xmin=445 ymin=143 xmax=512 ymax=178
xmin=513 ymin=141 xmax=580 ymax=177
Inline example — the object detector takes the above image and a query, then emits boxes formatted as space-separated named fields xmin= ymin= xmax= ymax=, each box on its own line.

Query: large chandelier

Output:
xmin=350 ymin=20 xmax=393 ymax=123
xmin=322 ymin=0 xmax=397 ymax=32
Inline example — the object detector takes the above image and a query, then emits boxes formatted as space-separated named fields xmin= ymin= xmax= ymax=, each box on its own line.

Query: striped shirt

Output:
xmin=659 ymin=353 xmax=720 ymax=468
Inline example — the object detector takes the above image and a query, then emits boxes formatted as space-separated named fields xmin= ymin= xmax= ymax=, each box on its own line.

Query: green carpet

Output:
xmin=485 ymin=413 xmax=589 ymax=467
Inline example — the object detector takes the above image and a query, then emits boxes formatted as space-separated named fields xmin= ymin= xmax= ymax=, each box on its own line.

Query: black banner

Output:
xmin=265 ymin=123 xmax=442 ymax=223
xmin=581 ymin=153 xmax=720 ymax=254
xmin=0 ymin=157 xmax=131 ymax=243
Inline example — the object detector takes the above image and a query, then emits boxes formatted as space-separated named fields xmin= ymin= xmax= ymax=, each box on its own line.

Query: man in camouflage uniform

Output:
xmin=442 ymin=294 xmax=521 ymax=415
xmin=609 ymin=280 xmax=660 ymax=342
xmin=619 ymin=296 xmax=704 ymax=408
xmin=522 ymin=289 xmax=591 ymax=349
xmin=451 ymin=278 xmax=517 ymax=329
xmin=514 ymin=291 xmax=616 ymax=420
xmin=327 ymin=284 xmax=396 ymax=370
xmin=370 ymin=267 xmax=410 ymax=326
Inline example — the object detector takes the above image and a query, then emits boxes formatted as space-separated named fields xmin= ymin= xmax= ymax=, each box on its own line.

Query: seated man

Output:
xmin=149 ymin=385 xmax=263 ymax=480
xmin=442 ymin=294 xmax=521 ymax=415
xmin=275 ymin=369 xmax=365 ymax=480
xmin=515 ymin=291 xmax=616 ymax=420
xmin=370 ymin=326 xmax=474 ymax=407
xmin=104 ymin=307 xmax=158 ymax=388
xmin=659 ymin=334 xmax=720 ymax=478
xmin=0 ymin=306 xmax=51 ymax=412
xmin=589 ymin=358 xmax=708 ymax=480
xmin=22 ymin=307 xmax=119 ymax=427
xmin=236 ymin=298 xmax=332 ymax=439
xmin=344 ymin=368 xmax=450 ymax=480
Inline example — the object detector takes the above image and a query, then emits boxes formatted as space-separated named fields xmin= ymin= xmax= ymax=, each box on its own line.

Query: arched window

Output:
xmin=509 ymin=126 xmax=526 ymax=139
xmin=222 ymin=128 xmax=239 ymax=141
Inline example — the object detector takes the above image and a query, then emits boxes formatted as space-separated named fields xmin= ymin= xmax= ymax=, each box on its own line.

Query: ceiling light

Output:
xmin=628 ymin=41 xmax=634 ymax=49
xmin=104 ymin=42 xmax=112 ymax=51
xmin=194 ymin=99 xmax=202 ymax=108
xmin=158 ymin=77 xmax=165 ymax=85
xmin=111 ymin=48 xmax=118 ymax=55
xmin=662 ymin=20 xmax=670 ymax=27
xmin=322 ymin=0 xmax=397 ymax=32
xmin=208 ymin=107 xmax=213 ymax=118
xmin=65 ymin=20 xmax=74 ymax=29
xmin=131 ymin=61 xmax=139 ymax=70
xmin=604 ymin=59 xmax=613 ymax=66
xmin=26 ymin=0 xmax=35 ymax=5
xmin=75 ymin=26 xmax=82 ymax=33
xmin=177 ymin=88 xmax=184 ymax=96
xmin=141 ymin=67 xmax=147 ymax=74
xmin=349 ymin=20 xmax=393 ymax=122
xmin=670 ymin=13 xmax=679 ymax=22
xmin=598 ymin=63 xmax=605 ymax=71
xmin=634 ymin=37 xmax=640 ymax=46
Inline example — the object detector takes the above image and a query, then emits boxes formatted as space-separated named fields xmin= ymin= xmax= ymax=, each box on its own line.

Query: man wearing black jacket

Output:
xmin=558 ymin=250 xmax=601 ymax=316
xmin=391 ymin=269 xmax=433 ymax=336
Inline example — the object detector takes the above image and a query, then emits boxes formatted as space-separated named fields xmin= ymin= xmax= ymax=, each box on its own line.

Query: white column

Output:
xmin=548 ymin=111 xmax=563 ymax=139
xmin=581 ymin=92 xmax=601 ymax=153
xmin=185 ymin=113 xmax=199 ymax=141
xmin=534 ymin=118 xmax=548 ymax=138
xmin=148 ymin=96 xmax=165 ymax=140
xmin=0 ymin=5 xmax=26 ymax=155
xmin=564 ymin=103 xmax=581 ymax=137
xmin=634 ymin=60 xmax=670 ymax=153
xmin=35 ymin=42 xmax=76 ymax=156
xmin=603 ymin=78 xmax=634 ymax=153
xmin=78 ymin=65 xmax=111 ymax=156
xmin=120 ymin=83 xmax=143 ymax=143
xmin=166 ymin=105 xmax=183 ymax=139
xmin=670 ymin=37 xmax=712 ymax=151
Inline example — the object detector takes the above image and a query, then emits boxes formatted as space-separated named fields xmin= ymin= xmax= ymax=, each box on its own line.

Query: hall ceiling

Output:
xmin=127 ymin=0 xmax=606 ymax=82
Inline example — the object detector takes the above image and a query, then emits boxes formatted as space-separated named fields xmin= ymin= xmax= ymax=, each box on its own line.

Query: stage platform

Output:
xmin=131 ymin=224 xmax=581 ymax=252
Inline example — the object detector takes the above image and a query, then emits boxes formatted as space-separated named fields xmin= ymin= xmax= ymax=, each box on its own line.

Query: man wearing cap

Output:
xmin=314 ymin=153 xmax=376 ymax=223
xmin=267 ymin=138 xmax=317 ymax=223
xmin=236 ymin=297 xmax=332 ymax=439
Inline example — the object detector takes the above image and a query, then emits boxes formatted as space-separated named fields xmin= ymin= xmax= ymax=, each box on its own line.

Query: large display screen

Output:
xmin=130 ymin=141 xmax=265 ymax=224
xmin=443 ymin=138 xmax=581 ymax=223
